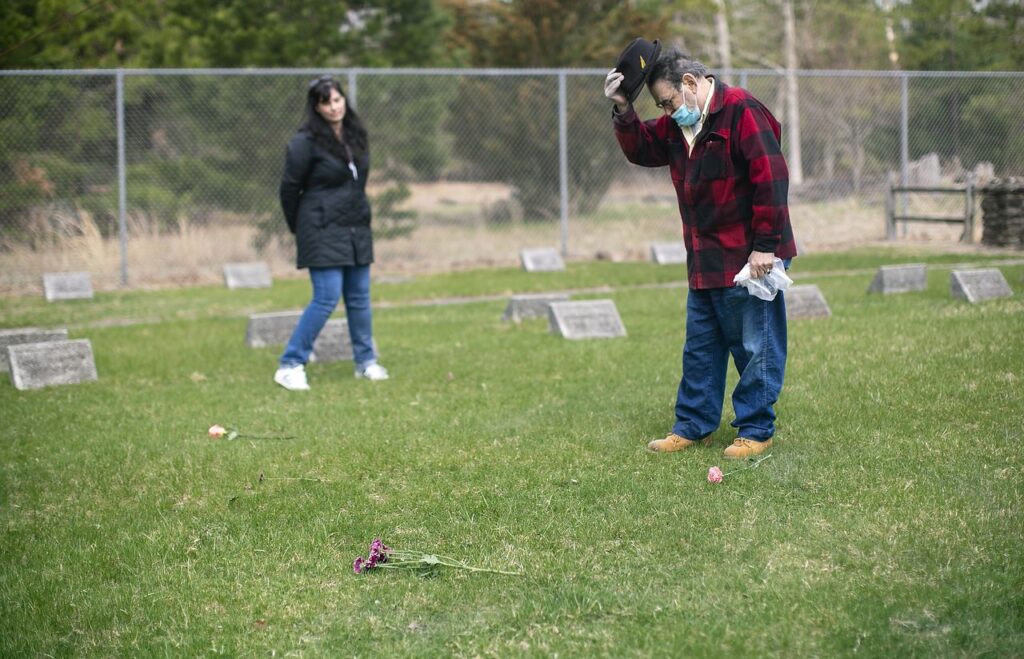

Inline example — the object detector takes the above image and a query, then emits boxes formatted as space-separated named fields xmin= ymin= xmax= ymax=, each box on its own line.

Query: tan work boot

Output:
xmin=723 ymin=437 xmax=773 ymax=458
xmin=647 ymin=433 xmax=711 ymax=452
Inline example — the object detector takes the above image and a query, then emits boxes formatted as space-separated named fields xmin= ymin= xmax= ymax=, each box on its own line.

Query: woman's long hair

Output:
xmin=300 ymin=76 xmax=368 ymax=163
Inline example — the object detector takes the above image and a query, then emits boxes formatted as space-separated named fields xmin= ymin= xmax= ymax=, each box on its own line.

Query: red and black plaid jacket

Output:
xmin=614 ymin=77 xmax=797 ymax=290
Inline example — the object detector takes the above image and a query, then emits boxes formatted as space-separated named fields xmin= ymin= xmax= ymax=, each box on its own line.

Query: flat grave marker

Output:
xmin=548 ymin=299 xmax=627 ymax=339
xmin=950 ymin=268 xmax=1013 ymax=304
xmin=867 ymin=263 xmax=928 ymax=294
xmin=42 ymin=272 xmax=93 ymax=302
xmin=245 ymin=311 xmax=352 ymax=361
xmin=246 ymin=311 xmax=303 ymax=348
xmin=502 ymin=293 xmax=571 ymax=322
xmin=786 ymin=285 xmax=831 ymax=319
xmin=310 ymin=319 xmax=353 ymax=362
xmin=650 ymin=242 xmax=687 ymax=265
xmin=0 ymin=328 xmax=68 ymax=373
xmin=8 ymin=339 xmax=97 ymax=390
xmin=520 ymin=248 xmax=566 ymax=272
xmin=224 ymin=262 xmax=272 ymax=289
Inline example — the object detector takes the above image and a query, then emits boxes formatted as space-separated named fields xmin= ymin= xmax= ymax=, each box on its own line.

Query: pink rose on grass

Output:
xmin=353 ymin=557 xmax=366 ymax=574
xmin=208 ymin=424 xmax=227 ymax=439
xmin=707 ymin=466 xmax=724 ymax=484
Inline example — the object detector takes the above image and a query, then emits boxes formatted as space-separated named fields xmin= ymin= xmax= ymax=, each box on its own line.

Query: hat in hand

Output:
xmin=614 ymin=38 xmax=661 ymax=103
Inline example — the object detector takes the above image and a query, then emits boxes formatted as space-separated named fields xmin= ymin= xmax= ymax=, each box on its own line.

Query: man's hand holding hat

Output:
xmin=606 ymin=37 xmax=660 ymax=112
xmin=604 ymin=70 xmax=629 ymax=113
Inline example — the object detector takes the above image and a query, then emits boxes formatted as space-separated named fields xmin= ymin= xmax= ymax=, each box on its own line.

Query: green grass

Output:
xmin=1 ymin=249 xmax=1023 ymax=656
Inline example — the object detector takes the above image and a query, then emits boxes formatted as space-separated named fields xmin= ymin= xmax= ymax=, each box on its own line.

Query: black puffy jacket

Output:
xmin=279 ymin=131 xmax=373 ymax=268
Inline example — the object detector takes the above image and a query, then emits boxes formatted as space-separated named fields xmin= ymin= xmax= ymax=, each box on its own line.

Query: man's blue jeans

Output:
xmin=280 ymin=266 xmax=377 ymax=369
xmin=672 ymin=285 xmax=787 ymax=442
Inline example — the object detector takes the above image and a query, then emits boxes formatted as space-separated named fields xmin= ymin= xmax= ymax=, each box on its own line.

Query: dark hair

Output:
xmin=647 ymin=47 xmax=709 ymax=91
xmin=300 ymin=76 xmax=368 ymax=163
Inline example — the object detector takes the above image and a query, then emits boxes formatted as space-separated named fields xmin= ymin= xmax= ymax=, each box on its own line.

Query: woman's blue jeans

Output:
xmin=280 ymin=266 xmax=377 ymax=369
xmin=672 ymin=284 xmax=787 ymax=442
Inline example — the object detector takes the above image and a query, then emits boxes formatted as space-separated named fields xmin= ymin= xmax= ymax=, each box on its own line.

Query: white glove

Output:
xmin=604 ymin=69 xmax=627 ymax=106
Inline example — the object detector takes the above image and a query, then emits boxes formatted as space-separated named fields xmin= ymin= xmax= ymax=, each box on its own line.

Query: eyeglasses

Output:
xmin=653 ymin=89 xmax=680 ymax=111
xmin=308 ymin=75 xmax=334 ymax=91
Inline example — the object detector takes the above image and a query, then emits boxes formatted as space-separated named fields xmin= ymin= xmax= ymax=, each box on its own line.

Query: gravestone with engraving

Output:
xmin=42 ymin=272 xmax=94 ymax=301
xmin=8 ymin=339 xmax=98 ymax=390
xmin=224 ymin=262 xmax=272 ymax=289
xmin=650 ymin=242 xmax=687 ymax=265
xmin=548 ymin=300 xmax=627 ymax=339
xmin=0 ymin=328 xmax=69 ymax=373
xmin=950 ymin=268 xmax=1013 ymax=303
xmin=520 ymin=248 xmax=566 ymax=272
xmin=502 ymin=293 xmax=571 ymax=322
xmin=867 ymin=264 xmax=927 ymax=294
xmin=785 ymin=285 xmax=831 ymax=319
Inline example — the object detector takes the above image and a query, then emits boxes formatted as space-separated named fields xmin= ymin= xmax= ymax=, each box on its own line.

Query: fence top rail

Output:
xmin=2 ymin=67 xmax=1023 ymax=79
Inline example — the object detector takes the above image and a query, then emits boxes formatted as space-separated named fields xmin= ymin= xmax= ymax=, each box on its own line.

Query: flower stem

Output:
xmin=722 ymin=453 xmax=773 ymax=477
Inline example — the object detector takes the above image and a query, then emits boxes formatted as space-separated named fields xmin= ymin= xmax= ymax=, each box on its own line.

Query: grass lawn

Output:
xmin=1 ymin=248 xmax=1022 ymax=656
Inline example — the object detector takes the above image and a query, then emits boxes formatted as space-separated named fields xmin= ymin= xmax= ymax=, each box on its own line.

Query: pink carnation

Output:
xmin=208 ymin=424 xmax=227 ymax=439
xmin=353 ymin=557 xmax=366 ymax=574
xmin=707 ymin=466 xmax=724 ymax=483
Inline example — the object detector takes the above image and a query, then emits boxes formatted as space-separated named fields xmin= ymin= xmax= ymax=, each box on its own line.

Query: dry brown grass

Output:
xmin=0 ymin=183 xmax=990 ymax=296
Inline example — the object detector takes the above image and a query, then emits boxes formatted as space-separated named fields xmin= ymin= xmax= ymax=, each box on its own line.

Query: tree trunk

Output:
xmin=782 ymin=0 xmax=804 ymax=185
xmin=714 ymin=0 xmax=732 ymax=84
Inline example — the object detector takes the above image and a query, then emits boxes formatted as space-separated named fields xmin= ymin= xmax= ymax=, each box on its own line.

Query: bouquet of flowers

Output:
xmin=353 ymin=538 xmax=519 ymax=576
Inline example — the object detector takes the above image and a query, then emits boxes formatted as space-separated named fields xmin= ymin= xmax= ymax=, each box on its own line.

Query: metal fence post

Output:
xmin=558 ymin=71 xmax=569 ymax=257
xmin=885 ymin=173 xmax=896 ymax=240
xmin=348 ymin=70 xmax=358 ymax=108
xmin=116 ymin=69 xmax=129 ymax=286
xmin=900 ymin=73 xmax=909 ymax=236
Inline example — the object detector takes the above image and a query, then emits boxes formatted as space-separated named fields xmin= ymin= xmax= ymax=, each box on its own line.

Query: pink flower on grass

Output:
xmin=368 ymin=538 xmax=391 ymax=567
xmin=208 ymin=424 xmax=227 ymax=439
xmin=353 ymin=557 xmax=366 ymax=574
xmin=707 ymin=466 xmax=724 ymax=484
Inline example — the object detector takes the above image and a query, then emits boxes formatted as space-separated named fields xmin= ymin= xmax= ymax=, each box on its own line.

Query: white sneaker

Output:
xmin=355 ymin=363 xmax=389 ymax=381
xmin=274 ymin=365 xmax=310 ymax=391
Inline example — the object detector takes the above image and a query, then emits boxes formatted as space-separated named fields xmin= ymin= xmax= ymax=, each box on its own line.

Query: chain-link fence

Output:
xmin=1 ymin=68 xmax=1022 ymax=294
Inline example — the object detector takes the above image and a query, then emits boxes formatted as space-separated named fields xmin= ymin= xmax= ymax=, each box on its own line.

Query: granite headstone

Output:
xmin=785 ymin=285 xmax=831 ymax=319
xmin=502 ymin=293 xmax=571 ymax=322
xmin=245 ymin=311 xmax=303 ymax=348
xmin=650 ymin=242 xmax=687 ymax=265
xmin=867 ymin=264 xmax=927 ymax=294
xmin=42 ymin=272 xmax=94 ymax=301
xmin=309 ymin=319 xmax=354 ymax=362
xmin=520 ymin=248 xmax=566 ymax=272
xmin=950 ymin=268 xmax=1013 ymax=303
xmin=224 ymin=262 xmax=273 ymax=289
xmin=548 ymin=300 xmax=627 ymax=339
xmin=245 ymin=311 xmax=352 ymax=360
xmin=8 ymin=339 xmax=98 ymax=390
xmin=0 ymin=328 xmax=68 ymax=373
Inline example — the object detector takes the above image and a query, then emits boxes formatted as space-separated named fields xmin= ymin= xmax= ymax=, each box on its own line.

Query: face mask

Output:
xmin=672 ymin=101 xmax=701 ymax=128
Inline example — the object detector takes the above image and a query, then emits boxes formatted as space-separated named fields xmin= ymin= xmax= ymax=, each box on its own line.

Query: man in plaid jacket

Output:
xmin=606 ymin=47 xmax=797 ymax=459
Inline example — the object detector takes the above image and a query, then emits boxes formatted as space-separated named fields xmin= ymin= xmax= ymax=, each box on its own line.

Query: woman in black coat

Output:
xmin=274 ymin=76 xmax=389 ymax=390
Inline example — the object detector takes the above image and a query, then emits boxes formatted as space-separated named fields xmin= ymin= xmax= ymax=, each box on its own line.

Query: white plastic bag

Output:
xmin=732 ymin=258 xmax=793 ymax=301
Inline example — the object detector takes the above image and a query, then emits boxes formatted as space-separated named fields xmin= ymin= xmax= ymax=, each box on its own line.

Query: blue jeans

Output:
xmin=280 ymin=266 xmax=377 ymax=369
xmin=672 ymin=284 xmax=787 ymax=442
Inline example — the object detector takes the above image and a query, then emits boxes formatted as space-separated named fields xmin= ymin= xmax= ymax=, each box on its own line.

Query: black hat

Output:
xmin=614 ymin=38 xmax=661 ymax=103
